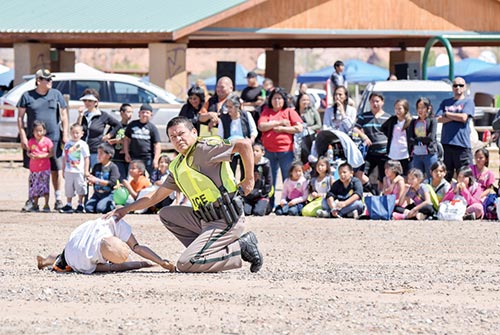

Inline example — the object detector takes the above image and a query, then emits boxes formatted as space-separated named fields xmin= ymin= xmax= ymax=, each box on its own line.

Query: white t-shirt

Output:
xmin=388 ymin=120 xmax=409 ymax=160
xmin=64 ymin=218 xmax=132 ymax=274
xmin=63 ymin=139 xmax=90 ymax=174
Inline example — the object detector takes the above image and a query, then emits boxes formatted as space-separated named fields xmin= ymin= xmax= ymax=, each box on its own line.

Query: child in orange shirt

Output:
xmin=122 ymin=160 xmax=151 ymax=201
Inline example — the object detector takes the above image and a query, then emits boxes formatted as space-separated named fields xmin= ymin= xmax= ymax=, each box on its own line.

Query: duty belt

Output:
xmin=194 ymin=193 xmax=243 ymax=225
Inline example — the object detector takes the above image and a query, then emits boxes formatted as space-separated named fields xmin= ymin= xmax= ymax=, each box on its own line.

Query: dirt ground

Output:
xmin=1 ymin=160 xmax=500 ymax=335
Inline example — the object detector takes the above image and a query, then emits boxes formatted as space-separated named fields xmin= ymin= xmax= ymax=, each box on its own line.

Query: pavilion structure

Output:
xmin=1 ymin=0 xmax=500 ymax=94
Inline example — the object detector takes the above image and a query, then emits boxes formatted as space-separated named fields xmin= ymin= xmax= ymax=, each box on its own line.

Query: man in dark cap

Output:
xmin=241 ymin=71 xmax=265 ymax=142
xmin=123 ymin=103 xmax=161 ymax=176
xmin=17 ymin=68 xmax=69 ymax=211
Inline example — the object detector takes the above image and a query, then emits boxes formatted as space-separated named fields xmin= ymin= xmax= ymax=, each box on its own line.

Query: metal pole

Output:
xmin=422 ymin=36 xmax=454 ymax=80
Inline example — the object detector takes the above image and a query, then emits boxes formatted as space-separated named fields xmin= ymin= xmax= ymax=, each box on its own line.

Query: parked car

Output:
xmin=0 ymin=72 xmax=183 ymax=142
xmin=293 ymin=88 xmax=327 ymax=112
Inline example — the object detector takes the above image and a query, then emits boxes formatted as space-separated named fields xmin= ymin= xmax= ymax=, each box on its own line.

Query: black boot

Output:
xmin=239 ymin=231 xmax=263 ymax=273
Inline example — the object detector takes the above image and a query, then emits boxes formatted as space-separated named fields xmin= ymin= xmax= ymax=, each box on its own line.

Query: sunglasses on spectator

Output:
xmin=41 ymin=78 xmax=52 ymax=82
xmin=453 ymin=84 xmax=465 ymax=88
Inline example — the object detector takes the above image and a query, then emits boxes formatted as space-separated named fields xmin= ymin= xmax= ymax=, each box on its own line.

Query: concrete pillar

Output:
xmin=149 ymin=42 xmax=187 ymax=99
xmin=50 ymin=50 xmax=75 ymax=72
xmin=265 ymin=50 xmax=295 ymax=93
xmin=13 ymin=43 xmax=51 ymax=85
xmin=389 ymin=50 xmax=421 ymax=77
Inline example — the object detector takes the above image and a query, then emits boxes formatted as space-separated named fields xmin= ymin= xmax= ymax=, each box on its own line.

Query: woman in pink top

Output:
xmin=275 ymin=162 xmax=309 ymax=216
xmin=27 ymin=120 xmax=54 ymax=212
xmin=258 ymin=88 xmax=303 ymax=206
xmin=470 ymin=148 xmax=495 ymax=199
xmin=442 ymin=166 xmax=484 ymax=220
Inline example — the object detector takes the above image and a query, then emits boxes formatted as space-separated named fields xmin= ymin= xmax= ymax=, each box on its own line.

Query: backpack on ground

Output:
xmin=483 ymin=193 xmax=498 ymax=220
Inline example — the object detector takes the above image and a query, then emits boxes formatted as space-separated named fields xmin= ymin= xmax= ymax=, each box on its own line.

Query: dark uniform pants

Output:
xmin=159 ymin=206 xmax=244 ymax=272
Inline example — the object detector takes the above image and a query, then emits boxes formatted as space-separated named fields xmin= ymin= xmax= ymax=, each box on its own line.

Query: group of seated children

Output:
xmin=59 ymin=122 xmax=179 ymax=214
xmin=56 ymin=125 xmax=497 ymax=221
xmin=247 ymin=143 xmax=498 ymax=220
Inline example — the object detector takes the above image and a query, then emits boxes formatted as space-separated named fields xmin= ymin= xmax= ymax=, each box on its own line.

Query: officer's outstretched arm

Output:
xmin=105 ymin=186 xmax=174 ymax=220
xmin=232 ymin=138 xmax=255 ymax=195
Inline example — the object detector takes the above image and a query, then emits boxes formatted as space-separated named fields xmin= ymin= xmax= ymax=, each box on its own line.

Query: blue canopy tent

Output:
xmin=0 ymin=67 xmax=13 ymax=86
xmin=343 ymin=59 xmax=389 ymax=83
xmin=296 ymin=59 xmax=389 ymax=84
xmin=204 ymin=64 xmax=263 ymax=91
xmin=296 ymin=66 xmax=331 ymax=83
xmin=427 ymin=58 xmax=495 ymax=81
xmin=461 ymin=64 xmax=500 ymax=97
xmin=463 ymin=64 xmax=500 ymax=82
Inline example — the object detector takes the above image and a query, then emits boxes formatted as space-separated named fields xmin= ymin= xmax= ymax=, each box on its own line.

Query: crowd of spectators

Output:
xmin=18 ymin=64 xmax=500 ymax=221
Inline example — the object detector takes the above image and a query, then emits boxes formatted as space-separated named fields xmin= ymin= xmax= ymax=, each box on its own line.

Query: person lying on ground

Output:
xmin=36 ymin=217 xmax=175 ymax=274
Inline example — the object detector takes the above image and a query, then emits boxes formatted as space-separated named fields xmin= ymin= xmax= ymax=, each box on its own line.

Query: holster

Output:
xmin=194 ymin=192 xmax=243 ymax=225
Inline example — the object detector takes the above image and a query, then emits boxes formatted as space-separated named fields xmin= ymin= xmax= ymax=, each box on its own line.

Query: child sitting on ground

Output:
xmin=424 ymin=161 xmax=451 ymax=213
xmin=122 ymin=160 xmax=152 ymax=202
xmin=317 ymin=162 xmax=364 ymax=218
xmin=442 ymin=165 xmax=484 ymax=220
xmin=470 ymin=148 xmax=496 ymax=200
xmin=243 ymin=143 xmax=273 ymax=216
xmin=85 ymin=143 xmax=120 ymax=214
xmin=148 ymin=154 xmax=178 ymax=211
xmin=393 ymin=168 xmax=435 ymax=220
xmin=36 ymin=216 xmax=174 ymax=274
xmin=275 ymin=161 xmax=309 ymax=216
xmin=302 ymin=157 xmax=333 ymax=217
xmin=26 ymin=120 xmax=54 ymax=212
xmin=382 ymin=160 xmax=406 ymax=205
xmin=60 ymin=123 xmax=90 ymax=214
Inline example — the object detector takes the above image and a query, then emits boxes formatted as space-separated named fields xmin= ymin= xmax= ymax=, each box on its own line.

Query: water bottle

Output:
xmin=326 ymin=144 xmax=334 ymax=163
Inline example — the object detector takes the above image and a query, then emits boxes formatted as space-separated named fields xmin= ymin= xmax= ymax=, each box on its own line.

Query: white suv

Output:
xmin=0 ymin=72 xmax=183 ymax=142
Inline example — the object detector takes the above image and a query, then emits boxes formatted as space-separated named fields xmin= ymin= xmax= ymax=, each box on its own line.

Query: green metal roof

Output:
xmin=0 ymin=0 xmax=247 ymax=33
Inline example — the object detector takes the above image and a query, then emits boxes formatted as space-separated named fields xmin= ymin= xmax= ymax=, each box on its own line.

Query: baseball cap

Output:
xmin=79 ymin=94 xmax=98 ymax=101
xmin=139 ymin=103 xmax=153 ymax=112
xmin=246 ymin=71 xmax=257 ymax=79
xmin=35 ymin=68 xmax=54 ymax=79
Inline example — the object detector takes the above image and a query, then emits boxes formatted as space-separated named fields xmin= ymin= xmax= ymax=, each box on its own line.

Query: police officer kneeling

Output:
xmin=108 ymin=116 xmax=263 ymax=273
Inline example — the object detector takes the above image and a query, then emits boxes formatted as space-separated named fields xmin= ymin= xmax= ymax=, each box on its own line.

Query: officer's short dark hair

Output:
xmin=167 ymin=116 xmax=194 ymax=134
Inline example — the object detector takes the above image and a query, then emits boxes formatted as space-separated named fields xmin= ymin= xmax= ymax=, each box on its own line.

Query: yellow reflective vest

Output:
xmin=169 ymin=137 xmax=237 ymax=210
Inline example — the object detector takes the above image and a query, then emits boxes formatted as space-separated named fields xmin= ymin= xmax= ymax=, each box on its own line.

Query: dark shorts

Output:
xmin=53 ymin=249 xmax=72 ymax=272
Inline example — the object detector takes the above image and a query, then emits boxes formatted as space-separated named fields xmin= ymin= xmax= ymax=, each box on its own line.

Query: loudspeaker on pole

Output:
xmin=216 ymin=61 xmax=236 ymax=88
